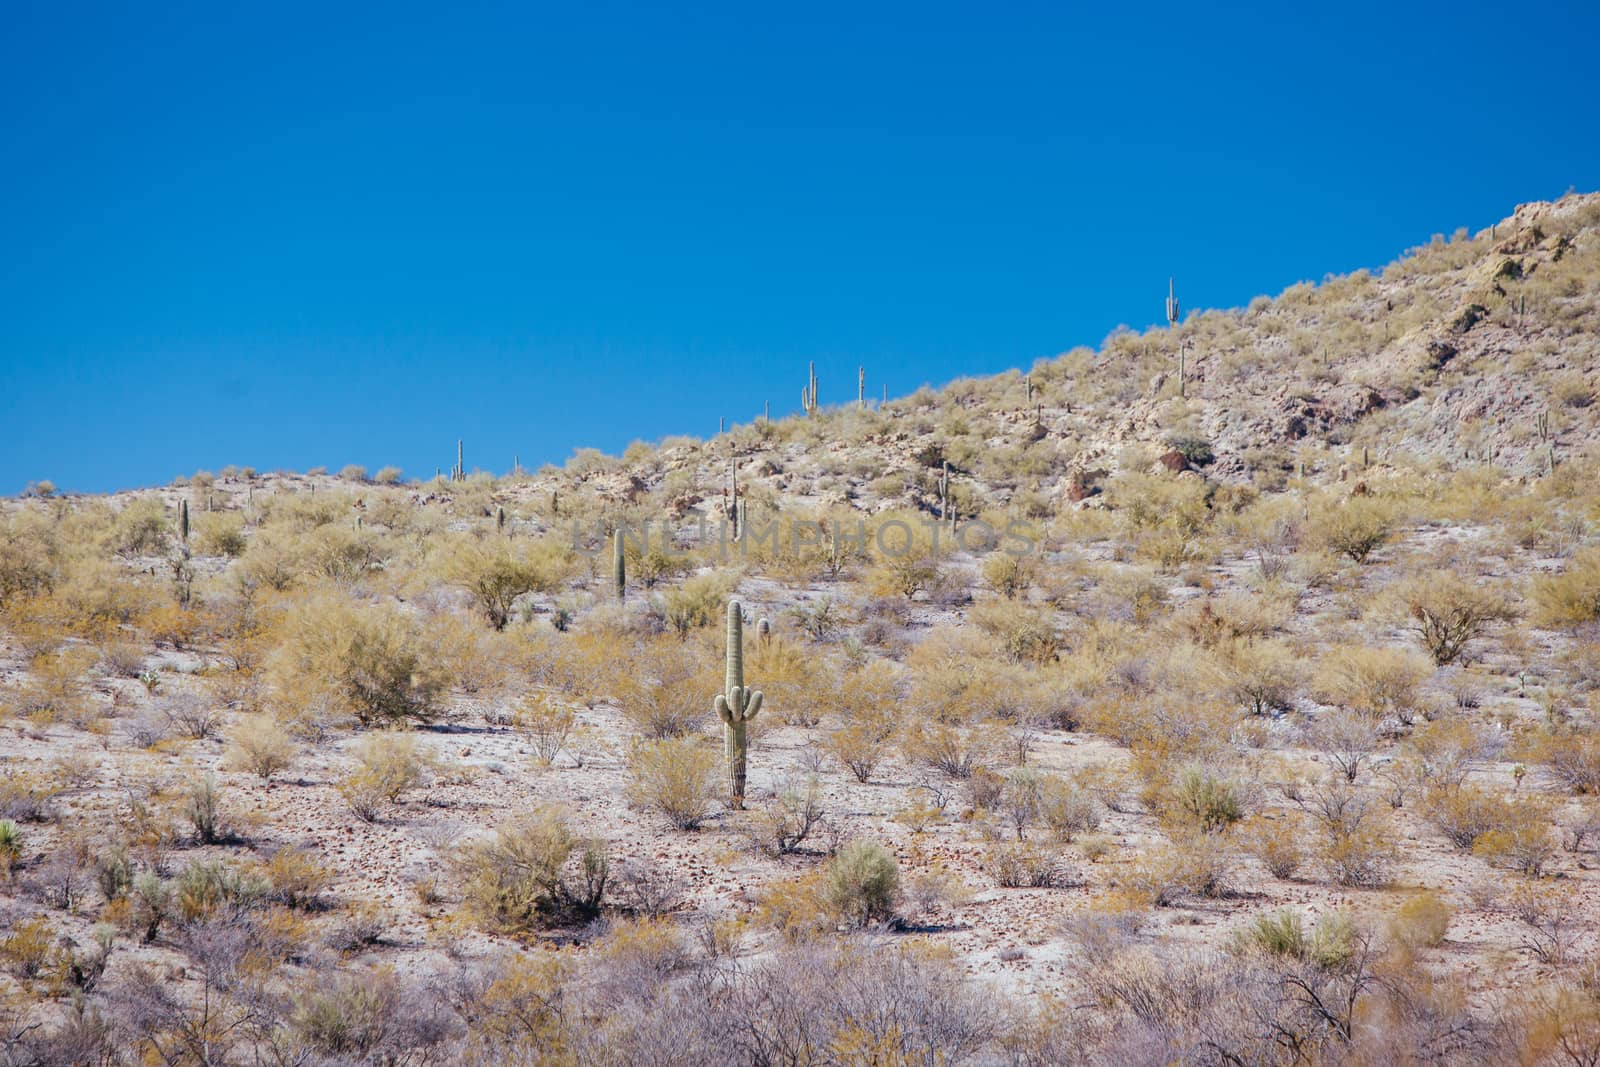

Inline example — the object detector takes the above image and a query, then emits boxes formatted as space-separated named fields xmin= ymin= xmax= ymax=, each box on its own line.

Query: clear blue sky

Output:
xmin=3 ymin=1 xmax=1597 ymax=494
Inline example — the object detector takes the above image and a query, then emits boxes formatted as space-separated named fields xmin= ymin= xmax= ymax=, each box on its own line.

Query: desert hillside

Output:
xmin=4 ymin=191 xmax=1600 ymax=1065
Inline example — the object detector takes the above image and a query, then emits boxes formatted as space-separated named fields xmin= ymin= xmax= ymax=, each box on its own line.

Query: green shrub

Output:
xmin=824 ymin=839 xmax=900 ymax=927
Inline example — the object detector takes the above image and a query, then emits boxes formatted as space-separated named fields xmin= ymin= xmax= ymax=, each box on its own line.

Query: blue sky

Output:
xmin=3 ymin=1 xmax=1597 ymax=494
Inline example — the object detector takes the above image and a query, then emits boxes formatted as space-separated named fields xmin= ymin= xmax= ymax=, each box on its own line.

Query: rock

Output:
xmin=1449 ymin=303 xmax=1488 ymax=335
xmin=1156 ymin=449 xmax=1190 ymax=473
xmin=1425 ymin=339 xmax=1459 ymax=369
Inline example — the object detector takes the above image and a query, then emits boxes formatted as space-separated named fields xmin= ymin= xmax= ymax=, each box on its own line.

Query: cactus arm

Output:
xmin=745 ymin=690 xmax=763 ymax=720
xmin=715 ymin=694 xmax=733 ymax=725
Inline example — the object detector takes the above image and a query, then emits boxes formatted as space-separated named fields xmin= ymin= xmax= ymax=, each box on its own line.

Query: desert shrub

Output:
xmin=373 ymin=466 xmax=403 ymax=484
xmin=1423 ymin=784 xmax=1506 ymax=850
xmin=750 ymin=775 xmax=826 ymax=856
xmin=0 ymin=514 xmax=57 ymax=607
xmin=660 ymin=572 xmax=738 ymax=635
xmin=1307 ymin=709 xmax=1380 ymax=783
xmin=1239 ymin=908 xmax=1356 ymax=969
xmin=756 ymin=870 xmax=836 ymax=942
xmin=1387 ymin=891 xmax=1452 ymax=949
xmin=627 ymin=737 xmax=719 ymax=830
xmin=867 ymin=551 xmax=943 ymax=600
xmin=160 ymin=692 xmax=221 ymax=739
xmin=0 ymin=771 xmax=59 ymax=823
xmin=192 ymin=513 xmax=248 ymax=557
xmin=1320 ymin=820 xmax=1398 ymax=889
xmin=1532 ymin=728 xmax=1600 ymax=795
xmin=1037 ymin=775 xmax=1102 ymax=842
xmin=173 ymin=859 xmax=267 ymax=922
xmin=824 ymin=711 xmax=899 ymax=783
xmin=458 ymin=806 xmax=608 ymax=930
xmin=3 ymin=646 xmax=95 ymax=725
xmin=980 ymin=553 xmax=1035 ymax=599
xmin=618 ymin=643 xmax=713 ymax=737
xmin=184 ymin=773 xmax=227 ymax=844
xmin=1408 ymin=716 xmax=1493 ymax=789
xmin=0 ymin=818 xmax=20 ymax=875
xmin=1 ymin=915 xmax=55 ymax=979
xmin=1310 ymin=496 xmax=1395 ymax=563
xmin=1399 ymin=573 xmax=1517 ymax=664
xmin=1532 ymin=546 xmax=1600 ymax=628
xmin=984 ymin=841 xmax=1074 ymax=888
xmin=1472 ymin=795 xmax=1558 ymax=875
xmin=1314 ymin=644 xmax=1431 ymax=722
xmin=1508 ymin=881 xmax=1581 ymax=965
xmin=270 ymin=595 xmax=449 ymax=727
xmin=129 ymin=873 xmax=170 ymax=942
xmin=516 ymin=694 xmax=576 ymax=767
xmin=338 ymin=732 xmax=433 ymax=821
xmin=905 ymin=723 xmax=995 ymax=780
xmin=110 ymin=498 xmax=172 ymax=558
xmin=1124 ymin=833 xmax=1235 ymax=905
xmin=1216 ymin=638 xmax=1302 ymax=716
xmin=1162 ymin=766 xmax=1246 ymax=833
xmin=1238 ymin=813 xmax=1306 ymax=880
xmin=224 ymin=715 xmax=297 ymax=781
xmin=262 ymin=847 xmax=335 ymax=910
xmin=824 ymin=839 xmax=900 ymax=927
xmin=448 ymin=538 xmax=572 ymax=630
xmin=970 ymin=599 xmax=1060 ymax=663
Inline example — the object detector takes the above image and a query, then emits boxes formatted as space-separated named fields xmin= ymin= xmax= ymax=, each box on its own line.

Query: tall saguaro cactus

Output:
xmin=858 ymin=365 xmax=866 ymax=409
xmin=801 ymin=362 xmax=819 ymax=418
xmin=1167 ymin=279 xmax=1186 ymax=398
xmin=178 ymin=499 xmax=190 ymax=543
xmin=613 ymin=529 xmax=627 ymax=601
xmin=714 ymin=600 xmax=763 ymax=807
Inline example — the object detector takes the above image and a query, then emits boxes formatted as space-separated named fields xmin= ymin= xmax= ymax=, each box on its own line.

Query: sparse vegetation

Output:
xmin=3 ymin=190 xmax=1600 ymax=1063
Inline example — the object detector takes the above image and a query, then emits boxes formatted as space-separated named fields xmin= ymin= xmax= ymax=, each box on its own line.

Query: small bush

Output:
xmin=627 ymin=737 xmax=719 ymax=830
xmin=1532 ymin=547 xmax=1600 ymax=628
xmin=0 ymin=915 xmax=54 ymax=979
xmin=447 ymin=538 xmax=573 ymax=630
xmin=1165 ymin=766 xmax=1245 ymax=833
xmin=1311 ymin=497 xmax=1395 ymax=563
xmin=1314 ymin=644 xmax=1432 ymax=723
xmin=1508 ymin=881 xmax=1581 ymax=965
xmin=517 ymin=694 xmax=577 ymax=767
xmin=0 ymin=818 xmax=18 ymax=876
xmin=984 ymin=842 xmax=1074 ymax=888
xmin=660 ymin=572 xmax=738 ymax=635
xmin=224 ymin=716 xmax=297 ymax=782
xmin=173 ymin=859 xmax=267 ymax=922
xmin=457 ymin=806 xmax=608 ymax=930
xmin=1401 ymin=573 xmax=1517 ymax=665
xmin=1239 ymin=813 xmax=1306 ymax=880
xmin=338 ymin=732 xmax=433 ymax=822
xmin=824 ymin=712 xmax=898 ymax=783
xmin=1388 ymin=891 xmax=1452 ymax=949
xmin=824 ymin=839 xmax=900 ymax=927
xmin=184 ymin=773 xmax=226 ymax=844
xmin=750 ymin=776 xmax=826 ymax=856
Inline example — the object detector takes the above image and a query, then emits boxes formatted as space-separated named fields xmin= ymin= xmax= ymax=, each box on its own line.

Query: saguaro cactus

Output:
xmin=178 ymin=499 xmax=189 ymax=543
xmin=1167 ymin=279 xmax=1186 ymax=398
xmin=714 ymin=600 xmax=763 ymax=807
xmin=858 ymin=365 xmax=866 ymax=409
xmin=613 ymin=528 xmax=627 ymax=601
xmin=801 ymin=362 xmax=819 ymax=417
